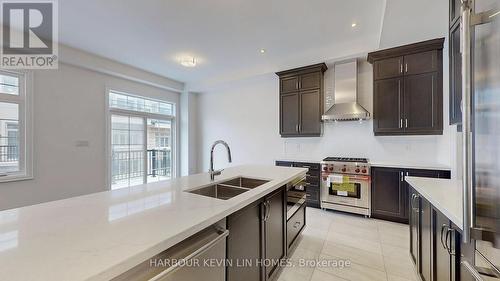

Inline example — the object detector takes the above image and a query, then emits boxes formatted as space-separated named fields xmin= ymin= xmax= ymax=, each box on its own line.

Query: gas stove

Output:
xmin=321 ymin=157 xmax=371 ymax=175
xmin=320 ymin=157 xmax=371 ymax=217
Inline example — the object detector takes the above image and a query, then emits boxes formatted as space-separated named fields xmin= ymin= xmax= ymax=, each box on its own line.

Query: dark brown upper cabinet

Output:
xmin=276 ymin=63 xmax=327 ymax=137
xmin=373 ymin=56 xmax=403 ymax=80
xmin=449 ymin=5 xmax=462 ymax=127
xmin=450 ymin=0 xmax=461 ymax=26
xmin=368 ymin=38 xmax=444 ymax=136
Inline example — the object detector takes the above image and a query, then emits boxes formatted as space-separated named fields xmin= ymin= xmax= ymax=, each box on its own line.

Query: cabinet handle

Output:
xmin=296 ymin=124 xmax=299 ymax=133
xmin=405 ymin=63 xmax=408 ymax=73
xmin=298 ymin=124 xmax=301 ymax=132
xmin=440 ymin=224 xmax=449 ymax=250
xmin=265 ymin=201 xmax=271 ymax=221
xmin=405 ymin=119 xmax=408 ymax=128
xmin=398 ymin=80 xmax=402 ymax=129
xmin=400 ymin=62 xmax=403 ymax=74
xmin=294 ymin=221 xmax=301 ymax=228
xmin=401 ymin=171 xmax=404 ymax=182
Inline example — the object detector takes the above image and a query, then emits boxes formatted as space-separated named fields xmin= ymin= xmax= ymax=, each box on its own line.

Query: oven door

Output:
xmin=321 ymin=174 xmax=370 ymax=208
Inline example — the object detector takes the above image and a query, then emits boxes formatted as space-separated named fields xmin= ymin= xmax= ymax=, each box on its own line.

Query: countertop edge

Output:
xmin=405 ymin=177 xmax=463 ymax=231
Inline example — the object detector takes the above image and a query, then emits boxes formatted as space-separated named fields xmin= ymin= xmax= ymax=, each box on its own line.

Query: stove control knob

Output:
xmin=355 ymin=169 xmax=360 ymax=173
xmin=341 ymin=168 xmax=347 ymax=172
xmin=362 ymin=169 xmax=367 ymax=174
xmin=323 ymin=166 xmax=328 ymax=171
xmin=329 ymin=166 xmax=334 ymax=171
xmin=322 ymin=177 xmax=327 ymax=181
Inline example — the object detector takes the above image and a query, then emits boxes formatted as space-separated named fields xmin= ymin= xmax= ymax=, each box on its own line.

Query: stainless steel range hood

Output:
xmin=322 ymin=59 xmax=371 ymax=121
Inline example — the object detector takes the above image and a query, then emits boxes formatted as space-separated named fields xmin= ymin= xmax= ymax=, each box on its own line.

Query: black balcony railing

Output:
xmin=111 ymin=149 xmax=171 ymax=184
xmin=0 ymin=145 xmax=18 ymax=163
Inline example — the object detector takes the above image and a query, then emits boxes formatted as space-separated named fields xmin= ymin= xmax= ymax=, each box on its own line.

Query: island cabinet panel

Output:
xmin=276 ymin=63 xmax=327 ymax=138
xmin=409 ymin=187 xmax=420 ymax=266
xmin=408 ymin=186 xmax=463 ymax=281
xmin=226 ymin=186 xmax=287 ymax=281
xmin=264 ymin=188 xmax=286 ymax=281
xmin=368 ymin=38 xmax=444 ymax=136
xmin=420 ymin=197 xmax=432 ymax=281
xmin=226 ymin=200 xmax=264 ymax=281
xmin=372 ymin=167 xmax=450 ymax=224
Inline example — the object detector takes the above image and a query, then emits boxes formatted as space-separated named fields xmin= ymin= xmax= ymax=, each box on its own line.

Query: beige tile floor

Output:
xmin=277 ymin=207 xmax=420 ymax=281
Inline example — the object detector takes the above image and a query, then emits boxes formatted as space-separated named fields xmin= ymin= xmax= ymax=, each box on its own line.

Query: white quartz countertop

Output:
xmin=405 ymin=176 xmax=463 ymax=230
xmin=372 ymin=162 xmax=451 ymax=171
xmin=0 ymin=165 xmax=306 ymax=281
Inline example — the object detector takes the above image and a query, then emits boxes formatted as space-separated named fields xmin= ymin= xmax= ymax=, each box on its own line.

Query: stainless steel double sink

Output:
xmin=187 ymin=177 xmax=270 ymax=200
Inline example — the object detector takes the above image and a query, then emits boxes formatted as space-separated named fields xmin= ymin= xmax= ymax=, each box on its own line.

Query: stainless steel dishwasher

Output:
xmin=112 ymin=223 xmax=229 ymax=281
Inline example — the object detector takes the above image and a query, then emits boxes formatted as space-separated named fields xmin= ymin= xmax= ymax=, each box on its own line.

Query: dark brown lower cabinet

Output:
xmin=409 ymin=187 xmax=463 ymax=281
xmin=371 ymin=167 xmax=450 ymax=223
xmin=264 ymin=188 xmax=286 ymax=280
xmin=226 ymin=187 xmax=286 ymax=281
xmin=409 ymin=187 xmax=420 ymax=266
xmin=421 ymin=197 xmax=432 ymax=281
xmin=371 ymin=167 xmax=408 ymax=223
xmin=434 ymin=208 xmax=453 ymax=281
xmin=226 ymin=200 xmax=263 ymax=281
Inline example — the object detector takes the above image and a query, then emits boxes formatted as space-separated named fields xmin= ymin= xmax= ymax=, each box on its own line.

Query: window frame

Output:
xmin=105 ymin=89 xmax=176 ymax=190
xmin=0 ymin=70 xmax=33 ymax=183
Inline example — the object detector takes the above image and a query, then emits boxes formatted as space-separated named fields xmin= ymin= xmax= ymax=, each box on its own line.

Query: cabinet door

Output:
xmin=450 ymin=0 xmax=461 ymax=25
xmin=280 ymin=76 xmax=299 ymax=93
xmin=374 ymin=78 xmax=404 ymax=135
xmin=433 ymin=208 xmax=452 ymax=281
xmin=409 ymin=188 xmax=420 ymax=265
xmin=404 ymin=51 xmax=439 ymax=75
xmin=404 ymin=72 xmax=442 ymax=134
xmin=420 ymin=198 xmax=432 ymax=281
xmin=371 ymin=168 xmax=407 ymax=222
xmin=407 ymin=169 xmax=441 ymax=179
xmin=299 ymin=72 xmax=321 ymax=90
xmin=227 ymin=200 xmax=263 ymax=281
xmin=275 ymin=161 xmax=293 ymax=167
xmin=280 ymin=93 xmax=300 ymax=136
xmin=264 ymin=188 xmax=286 ymax=280
xmin=373 ymin=56 xmax=403 ymax=80
xmin=299 ymin=89 xmax=321 ymax=135
xmin=450 ymin=21 xmax=462 ymax=125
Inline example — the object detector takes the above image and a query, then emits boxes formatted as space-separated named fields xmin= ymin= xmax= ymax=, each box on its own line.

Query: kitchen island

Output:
xmin=0 ymin=165 xmax=306 ymax=281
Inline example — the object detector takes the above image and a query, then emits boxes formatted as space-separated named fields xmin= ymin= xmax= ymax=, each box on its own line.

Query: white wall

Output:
xmin=0 ymin=61 xmax=181 ymax=211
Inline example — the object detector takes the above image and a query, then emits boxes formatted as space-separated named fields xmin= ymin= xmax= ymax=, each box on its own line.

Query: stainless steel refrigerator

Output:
xmin=461 ymin=0 xmax=500 ymax=279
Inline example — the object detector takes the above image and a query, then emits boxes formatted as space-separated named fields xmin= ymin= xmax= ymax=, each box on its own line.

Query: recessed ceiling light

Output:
xmin=180 ymin=57 xmax=196 ymax=67
xmin=351 ymin=23 xmax=357 ymax=28
xmin=260 ymin=49 xmax=266 ymax=54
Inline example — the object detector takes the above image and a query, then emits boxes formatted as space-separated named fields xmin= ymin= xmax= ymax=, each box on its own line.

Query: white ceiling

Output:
xmin=59 ymin=0 xmax=387 ymax=90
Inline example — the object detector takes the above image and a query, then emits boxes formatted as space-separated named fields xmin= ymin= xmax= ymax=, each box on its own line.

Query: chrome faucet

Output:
xmin=209 ymin=140 xmax=232 ymax=181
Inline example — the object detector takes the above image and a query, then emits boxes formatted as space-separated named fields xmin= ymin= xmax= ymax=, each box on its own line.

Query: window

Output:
xmin=108 ymin=91 xmax=175 ymax=190
xmin=0 ymin=70 xmax=32 ymax=181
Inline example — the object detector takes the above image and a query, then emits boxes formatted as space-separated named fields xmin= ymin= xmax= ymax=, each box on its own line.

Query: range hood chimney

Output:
xmin=322 ymin=59 xmax=370 ymax=121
